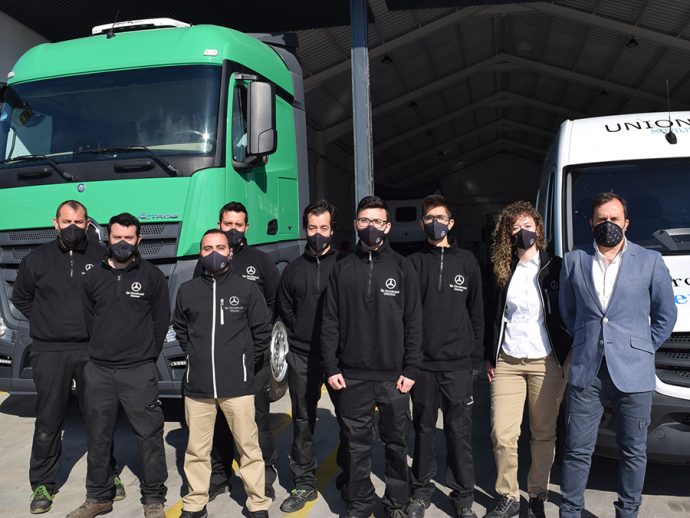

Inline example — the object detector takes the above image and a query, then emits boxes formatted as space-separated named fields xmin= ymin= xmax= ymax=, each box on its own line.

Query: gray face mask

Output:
xmin=110 ymin=240 xmax=136 ymax=262
xmin=200 ymin=251 xmax=230 ymax=274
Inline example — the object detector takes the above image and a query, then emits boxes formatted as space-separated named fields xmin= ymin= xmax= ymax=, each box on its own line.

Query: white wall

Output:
xmin=0 ymin=11 xmax=49 ymax=82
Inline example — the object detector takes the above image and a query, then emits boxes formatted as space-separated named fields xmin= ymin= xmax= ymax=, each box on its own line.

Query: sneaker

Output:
xmin=527 ymin=494 xmax=546 ymax=518
xmin=484 ymin=495 xmax=520 ymax=518
xmin=385 ymin=508 xmax=408 ymax=518
xmin=455 ymin=506 xmax=478 ymax=518
xmin=143 ymin=502 xmax=165 ymax=518
xmin=30 ymin=485 xmax=53 ymax=514
xmin=207 ymin=482 xmax=230 ymax=502
xmin=248 ymin=511 xmax=269 ymax=518
xmin=113 ymin=476 xmax=126 ymax=501
xmin=66 ymin=499 xmax=113 ymax=518
xmin=180 ymin=509 xmax=208 ymax=518
xmin=406 ymin=497 xmax=429 ymax=518
xmin=280 ymin=488 xmax=318 ymax=512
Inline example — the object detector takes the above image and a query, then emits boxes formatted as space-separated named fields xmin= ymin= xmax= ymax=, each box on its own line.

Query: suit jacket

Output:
xmin=559 ymin=241 xmax=677 ymax=392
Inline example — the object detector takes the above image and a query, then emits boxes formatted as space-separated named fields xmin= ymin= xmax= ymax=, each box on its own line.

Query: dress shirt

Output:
xmin=502 ymin=253 xmax=552 ymax=358
xmin=592 ymin=238 xmax=628 ymax=310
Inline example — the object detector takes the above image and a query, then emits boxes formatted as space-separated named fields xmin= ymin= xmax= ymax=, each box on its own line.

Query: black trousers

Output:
xmin=337 ymin=378 xmax=411 ymax=514
xmin=29 ymin=349 xmax=117 ymax=493
xmin=411 ymin=367 xmax=475 ymax=507
xmin=209 ymin=361 xmax=277 ymax=489
xmin=286 ymin=351 xmax=323 ymax=491
xmin=326 ymin=382 xmax=349 ymax=490
xmin=83 ymin=361 xmax=167 ymax=504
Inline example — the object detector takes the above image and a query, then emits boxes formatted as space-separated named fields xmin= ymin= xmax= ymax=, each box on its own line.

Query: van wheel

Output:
xmin=268 ymin=320 xmax=289 ymax=402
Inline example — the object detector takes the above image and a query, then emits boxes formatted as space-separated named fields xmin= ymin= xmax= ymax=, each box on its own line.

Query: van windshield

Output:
xmin=565 ymin=158 xmax=690 ymax=253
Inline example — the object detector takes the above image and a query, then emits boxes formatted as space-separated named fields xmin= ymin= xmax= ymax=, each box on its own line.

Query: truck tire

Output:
xmin=268 ymin=320 xmax=289 ymax=402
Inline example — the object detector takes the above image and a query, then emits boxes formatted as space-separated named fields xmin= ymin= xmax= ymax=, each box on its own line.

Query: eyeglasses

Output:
xmin=422 ymin=214 xmax=450 ymax=224
xmin=356 ymin=217 xmax=388 ymax=229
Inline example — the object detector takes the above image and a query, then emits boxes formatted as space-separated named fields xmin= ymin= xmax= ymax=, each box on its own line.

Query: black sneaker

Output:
xmin=527 ymin=494 xmax=546 ymax=518
xmin=248 ymin=511 xmax=269 ymax=518
xmin=265 ymin=484 xmax=276 ymax=500
xmin=484 ymin=495 xmax=520 ymax=518
xmin=29 ymin=485 xmax=53 ymax=514
xmin=385 ymin=508 xmax=408 ymax=518
xmin=455 ymin=506 xmax=478 ymax=518
xmin=180 ymin=508 xmax=208 ymax=518
xmin=280 ymin=488 xmax=318 ymax=512
xmin=113 ymin=475 xmax=126 ymax=501
xmin=207 ymin=482 xmax=230 ymax=502
xmin=406 ymin=497 xmax=429 ymax=518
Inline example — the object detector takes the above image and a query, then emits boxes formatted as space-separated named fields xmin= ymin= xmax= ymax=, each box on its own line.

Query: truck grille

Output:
xmin=0 ymin=223 xmax=181 ymax=264
xmin=656 ymin=332 xmax=690 ymax=388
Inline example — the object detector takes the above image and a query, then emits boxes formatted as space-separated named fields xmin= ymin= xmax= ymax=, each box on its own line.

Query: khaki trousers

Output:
xmin=182 ymin=395 xmax=271 ymax=512
xmin=490 ymin=353 xmax=566 ymax=499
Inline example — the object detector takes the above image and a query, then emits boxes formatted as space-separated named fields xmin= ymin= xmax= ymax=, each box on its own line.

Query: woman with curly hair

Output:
xmin=483 ymin=201 xmax=571 ymax=518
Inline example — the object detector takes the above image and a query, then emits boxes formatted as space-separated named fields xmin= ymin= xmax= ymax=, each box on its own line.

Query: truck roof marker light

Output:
xmin=203 ymin=49 xmax=219 ymax=57
xmin=91 ymin=18 xmax=190 ymax=36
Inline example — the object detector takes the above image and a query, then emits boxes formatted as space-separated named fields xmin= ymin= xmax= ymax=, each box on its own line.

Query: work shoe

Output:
xmin=280 ymin=488 xmax=318 ymax=512
xmin=207 ymin=482 xmax=230 ymax=502
xmin=66 ymin=499 xmax=113 ymax=518
xmin=180 ymin=508 xmax=208 ymax=518
xmin=30 ymin=485 xmax=53 ymax=514
xmin=248 ymin=511 xmax=269 ymax=518
xmin=455 ymin=506 xmax=478 ymax=518
xmin=143 ymin=502 xmax=165 ymax=518
xmin=527 ymin=494 xmax=546 ymax=518
xmin=385 ymin=508 xmax=408 ymax=518
xmin=265 ymin=484 xmax=276 ymax=501
xmin=113 ymin=476 xmax=126 ymax=501
xmin=406 ymin=497 xmax=430 ymax=518
xmin=484 ymin=495 xmax=520 ymax=518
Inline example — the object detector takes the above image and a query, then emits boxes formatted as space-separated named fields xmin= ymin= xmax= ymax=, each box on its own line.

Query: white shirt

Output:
xmin=592 ymin=238 xmax=628 ymax=310
xmin=501 ymin=253 xmax=552 ymax=358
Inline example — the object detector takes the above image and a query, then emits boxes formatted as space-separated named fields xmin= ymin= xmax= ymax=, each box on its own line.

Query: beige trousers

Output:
xmin=490 ymin=353 xmax=566 ymax=499
xmin=182 ymin=395 xmax=271 ymax=512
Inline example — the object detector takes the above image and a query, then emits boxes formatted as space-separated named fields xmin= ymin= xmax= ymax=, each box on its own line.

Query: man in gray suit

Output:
xmin=558 ymin=192 xmax=676 ymax=518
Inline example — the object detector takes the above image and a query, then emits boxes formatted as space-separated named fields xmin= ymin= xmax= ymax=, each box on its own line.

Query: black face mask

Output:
xmin=224 ymin=229 xmax=245 ymax=250
xmin=307 ymin=233 xmax=332 ymax=253
xmin=423 ymin=220 xmax=449 ymax=241
xmin=110 ymin=240 xmax=137 ymax=262
xmin=200 ymin=251 xmax=230 ymax=275
xmin=513 ymin=228 xmax=538 ymax=250
xmin=358 ymin=225 xmax=386 ymax=248
xmin=593 ymin=220 xmax=624 ymax=248
xmin=59 ymin=224 xmax=86 ymax=250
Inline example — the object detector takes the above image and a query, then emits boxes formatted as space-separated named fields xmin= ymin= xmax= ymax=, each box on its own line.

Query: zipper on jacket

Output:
xmin=211 ymin=278 xmax=218 ymax=397
xmin=315 ymin=256 xmax=321 ymax=294
xmin=242 ymin=353 xmax=247 ymax=382
xmin=69 ymin=250 xmax=74 ymax=279
xmin=220 ymin=298 xmax=225 ymax=326
xmin=185 ymin=354 xmax=190 ymax=384
xmin=438 ymin=247 xmax=445 ymax=292
xmin=367 ymin=251 xmax=373 ymax=298
xmin=116 ymin=273 xmax=122 ymax=299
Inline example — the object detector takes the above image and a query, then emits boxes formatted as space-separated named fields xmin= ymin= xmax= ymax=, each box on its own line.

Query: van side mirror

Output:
xmin=247 ymin=81 xmax=277 ymax=156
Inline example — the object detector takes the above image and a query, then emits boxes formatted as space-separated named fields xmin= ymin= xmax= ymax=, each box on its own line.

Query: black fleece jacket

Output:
xmin=486 ymin=250 xmax=572 ymax=367
xmin=321 ymin=240 xmax=422 ymax=381
xmin=173 ymin=268 xmax=272 ymax=399
xmin=193 ymin=239 xmax=279 ymax=314
xmin=408 ymin=239 xmax=484 ymax=371
xmin=277 ymin=246 xmax=339 ymax=356
xmin=83 ymin=254 xmax=170 ymax=367
xmin=12 ymin=238 xmax=106 ymax=351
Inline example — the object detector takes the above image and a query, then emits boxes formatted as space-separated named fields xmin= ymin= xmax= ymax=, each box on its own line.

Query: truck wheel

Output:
xmin=268 ymin=320 xmax=289 ymax=402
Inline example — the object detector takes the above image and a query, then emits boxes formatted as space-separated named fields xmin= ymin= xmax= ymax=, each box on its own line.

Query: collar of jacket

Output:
xmin=199 ymin=264 xmax=234 ymax=284
xmin=508 ymin=248 xmax=551 ymax=280
xmin=355 ymin=239 xmax=391 ymax=261
xmin=232 ymin=238 xmax=248 ymax=255
xmin=422 ymin=237 xmax=458 ymax=255
xmin=102 ymin=252 xmax=142 ymax=272
xmin=303 ymin=244 xmax=338 ymax=262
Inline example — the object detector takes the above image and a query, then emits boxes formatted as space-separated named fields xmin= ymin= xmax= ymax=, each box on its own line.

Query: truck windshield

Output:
xmin=0 ymin=65 xmax=221 ymax=169
xmin=565 ymin=158 xmax=690 ymax=253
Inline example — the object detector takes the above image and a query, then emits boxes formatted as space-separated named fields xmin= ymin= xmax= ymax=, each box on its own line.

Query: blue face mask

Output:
xmin=200 ymin=251 xmax=230 ymax=275
xmin=593 ymin=220 xmax=624 ymax=248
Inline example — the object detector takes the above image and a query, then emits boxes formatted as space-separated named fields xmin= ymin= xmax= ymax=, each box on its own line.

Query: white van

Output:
xmin=386 ymin=198 xmax=426 ymax=254
xmin=537 ymin=111 xmax=690 ymax=464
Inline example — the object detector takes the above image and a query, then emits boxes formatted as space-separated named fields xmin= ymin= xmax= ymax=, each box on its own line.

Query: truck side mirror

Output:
xmin=247 ymin=81 xmax=277 ymax=156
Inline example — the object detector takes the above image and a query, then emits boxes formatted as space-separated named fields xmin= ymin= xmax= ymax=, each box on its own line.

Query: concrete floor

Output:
xmin=1 ymin=375 xmax=689 ymax=518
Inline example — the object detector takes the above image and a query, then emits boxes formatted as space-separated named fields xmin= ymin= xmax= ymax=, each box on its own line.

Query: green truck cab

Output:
xmin=0 ymin=18 xmax=309 ymax=395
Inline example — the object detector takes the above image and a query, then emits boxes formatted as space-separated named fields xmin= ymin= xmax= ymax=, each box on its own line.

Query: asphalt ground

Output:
xmin=1 ymin=375 xmax=689 ymax=518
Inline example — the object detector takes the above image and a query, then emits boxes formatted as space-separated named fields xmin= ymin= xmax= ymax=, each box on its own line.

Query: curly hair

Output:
xmin=491 ymin=201 xmax=546 ymax=288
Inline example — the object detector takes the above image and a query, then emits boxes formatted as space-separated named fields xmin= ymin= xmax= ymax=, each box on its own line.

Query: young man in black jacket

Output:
xmin=67 ymin=213 xmax=170 ymax=518
xmin=12 ymin=200 xmax=122 ymax=514
xmin=276 ymin=200 xmax=340 ymax=512
xmin=193 ymin=201 xmax=280 ymax=500
xmin=406 ymin=195 xmax=484 ymax=518
xmin=174 ymin=229 xmax=272 ymax=518
xmin=322 ymin=195 xmax=423 ymax=518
